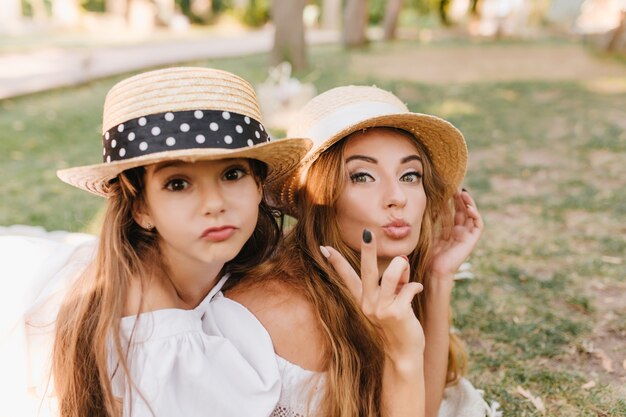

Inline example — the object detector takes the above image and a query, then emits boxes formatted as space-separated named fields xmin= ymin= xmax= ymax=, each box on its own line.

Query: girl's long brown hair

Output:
xmin=52 ymin=160 xmax=279 ymax=417
xmin=244 ymin=127 xmax=467 ymax=416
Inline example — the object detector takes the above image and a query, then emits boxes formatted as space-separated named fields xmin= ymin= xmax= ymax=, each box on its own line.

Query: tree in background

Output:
xmin=271 ymin=0 xmax=308 ymax=71
xmin=383 ymin=0 xmax=405 ymax=39
xmin=439 ymin=0 xmax=450 ymax=25
xmin=321 ymin=0 xmax=342 ymax=30
xmin=343 ymin=0 xmax=369 ymax=47
xmin=607 ymin=8 xmax=626 ymax=52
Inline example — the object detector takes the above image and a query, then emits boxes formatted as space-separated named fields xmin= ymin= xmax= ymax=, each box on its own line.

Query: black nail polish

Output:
xmin=362 ymin=229 xmax=372 ymax=244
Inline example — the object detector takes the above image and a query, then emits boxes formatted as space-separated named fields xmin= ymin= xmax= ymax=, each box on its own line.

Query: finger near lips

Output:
xmin=379 ymin=256 xmax=410 ymax=302
xmin=361 ymin=228 xmax=380 ymax=298
xmin=394 ymin=281 xmax=422 ymax=307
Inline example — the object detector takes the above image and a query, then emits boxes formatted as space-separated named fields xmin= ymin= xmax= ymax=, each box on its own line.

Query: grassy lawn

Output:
xmin=1 ymin=40 xmax=625 ymax=415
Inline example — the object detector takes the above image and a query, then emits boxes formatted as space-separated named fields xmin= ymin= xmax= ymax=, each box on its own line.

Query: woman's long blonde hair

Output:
xmin=52 ymin=160 xmax=279 ymax=417
xmin=246 ymin=127 xmax=467 ymax=417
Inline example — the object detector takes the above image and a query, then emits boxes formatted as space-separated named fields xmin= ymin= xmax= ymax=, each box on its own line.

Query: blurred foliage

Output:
xmin=370 ymin=0 xmax=440 ymax=24
xmin=240 ymin=0 xmax=270 ymax=27
xmin=20 ymin=0 xmax=52 ymax=17
xmin=81 ymin=0 xmax=105 ymax=12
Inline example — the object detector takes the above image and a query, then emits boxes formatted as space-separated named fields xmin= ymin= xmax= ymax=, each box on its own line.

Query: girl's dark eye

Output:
xmin=350 ymin=172 xmax=374 ymax=183
xmin=223 ymin=168 xmax=247 ymax=181
xmin=165 ymin=178 xmax=189 ymax=191
xmin=400 ymin=172 xmax=423 ymax=183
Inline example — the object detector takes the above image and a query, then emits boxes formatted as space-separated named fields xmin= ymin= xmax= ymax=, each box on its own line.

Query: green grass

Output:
xmin=2 ymin=40 xmax=626 ymax=415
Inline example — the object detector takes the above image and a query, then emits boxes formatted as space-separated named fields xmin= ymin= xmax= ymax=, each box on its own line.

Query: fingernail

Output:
xmin=462 ymin=187 xmax=468 ymax=193
xmin=362 ymin=229 xmax=372 ymax=244
xmin=319 ymin=246 xmax=330 ymax=258
xmin=400 ymin=255 xmax=409 ymax=262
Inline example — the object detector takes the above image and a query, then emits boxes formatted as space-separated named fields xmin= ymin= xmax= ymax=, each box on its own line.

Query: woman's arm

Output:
xmin=422 ymin=275 xmax=454 ymax=417
xmin=423 ymin=190 xmax=484 ymax=417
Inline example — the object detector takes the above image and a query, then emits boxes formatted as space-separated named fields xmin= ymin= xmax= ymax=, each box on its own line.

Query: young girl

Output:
xmin=227 ymin=85 xmax=488 ymax=417
xmin=48 ymin=67 xmax=311 ymax=416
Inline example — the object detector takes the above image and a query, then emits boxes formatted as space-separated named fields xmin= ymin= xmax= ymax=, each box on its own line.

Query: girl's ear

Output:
xmin=132 ymin=197 xmax=153 ymax=230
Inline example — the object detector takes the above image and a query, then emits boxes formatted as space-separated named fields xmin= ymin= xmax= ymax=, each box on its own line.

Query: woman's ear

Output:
xmin=256 ymin=182 xmax=264 ymax=206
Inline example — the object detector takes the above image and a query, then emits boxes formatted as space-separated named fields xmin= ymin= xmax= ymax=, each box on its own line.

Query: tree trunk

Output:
xmin=321 ymin=0 xmax=341 ymax=30
xmin=106 ymin=0 xmax=128 ymax=17
xmin=271 ymin=0 xmax=308 ymax=71
xmin=191 ymin=0 xmax=212 ymax=22
xmin=30 ymin=0 xmax=49 ymax=22
xmin=52 ymin=0 xmax=80 ymax=27
xmin=607 ymin=10 xmax=626 ymax=52
xmin=383 ymin=0 xmax=404 ymax=40
xmin=0 ymin=0 xmax=23 ymax=34
xmin=439 ymin=0 xmax=450 ymax=26
xmin=343 ymin=0 xmax=368 ymax=47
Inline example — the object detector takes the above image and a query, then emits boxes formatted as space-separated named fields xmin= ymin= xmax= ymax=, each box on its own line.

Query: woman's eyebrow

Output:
xmin=401 ymin=155 xmax=422 ymax=164
xmin=345 ymin=155 xmax=377 ymax=164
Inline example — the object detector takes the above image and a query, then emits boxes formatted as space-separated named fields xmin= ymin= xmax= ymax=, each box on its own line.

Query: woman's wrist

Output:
xmin=425 ymin=273 xmax=455 ymax=297
xmin=385 ymin=350 xmax=425 ymax=382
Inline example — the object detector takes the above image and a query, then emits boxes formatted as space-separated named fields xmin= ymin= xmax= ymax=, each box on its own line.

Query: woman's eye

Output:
xmin=223 ymin=167 xmax=247 ymax=181
xmin=349 ymin=172 xmax=374 ymax=183
xmin=400 ymin=172 xmax=423 ymax=183
xmin=165 ymin=178 xmax=189 ymax=191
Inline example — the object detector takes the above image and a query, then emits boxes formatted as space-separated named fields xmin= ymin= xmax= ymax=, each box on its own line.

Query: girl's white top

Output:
xmin=0 ymin=227 xmax=281 ymax=417
xmin=109 ymin=275 xmax=281 ymax=417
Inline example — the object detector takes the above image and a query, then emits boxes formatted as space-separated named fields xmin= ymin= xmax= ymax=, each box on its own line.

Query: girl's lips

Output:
xmin=200 ymin=226 xmax=236 ymax=242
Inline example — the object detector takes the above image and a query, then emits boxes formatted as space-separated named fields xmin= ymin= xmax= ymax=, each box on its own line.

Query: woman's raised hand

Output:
xmin=430 ymin=190 xmax=484 ymax=280
xmin=320 ymin=230 xmax=425 ymax=357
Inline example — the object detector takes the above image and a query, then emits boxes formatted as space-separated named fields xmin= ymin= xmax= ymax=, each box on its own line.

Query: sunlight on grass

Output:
xmin=427 ymin=99 xmax=478 ymax=118
xmin=583 ymin=77 xmax=626 ymax=95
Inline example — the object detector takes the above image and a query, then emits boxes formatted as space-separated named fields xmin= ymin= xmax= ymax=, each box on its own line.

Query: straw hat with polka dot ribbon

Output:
xmin=275 ymin=85 xmax=468 ymax=216
xmin=57 ymin=67 xmax=312 ymax=198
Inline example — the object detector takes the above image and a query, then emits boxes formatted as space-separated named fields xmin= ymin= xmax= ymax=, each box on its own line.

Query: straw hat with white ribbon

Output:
xmin=57 ymin=67 xmax=312 ymax=198
xmin=278 ymin=85 xmax=468 ymax=213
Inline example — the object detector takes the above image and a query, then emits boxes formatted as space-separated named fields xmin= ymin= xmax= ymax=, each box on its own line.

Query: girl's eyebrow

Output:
xmin=152 ymin=161 xmax=185 ymax=175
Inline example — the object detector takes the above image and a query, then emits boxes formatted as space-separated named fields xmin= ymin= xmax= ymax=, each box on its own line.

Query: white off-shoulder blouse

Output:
xmin=0 ymin=230 xmax=284 ymax=417
xmin=108 ymin=275 xmax=282 ymax=416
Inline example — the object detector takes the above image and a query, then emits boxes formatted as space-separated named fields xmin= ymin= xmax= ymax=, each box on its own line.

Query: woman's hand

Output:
xmin=320 ymin=230 xmax=425 ymax=359
xmin=429 ymin=190 xmax=484 ymax=280
xmin=321 ymin=231 xmax=426 ymax=417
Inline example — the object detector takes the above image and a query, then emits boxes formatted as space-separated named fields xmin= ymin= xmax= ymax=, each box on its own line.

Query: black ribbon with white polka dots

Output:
xmin=102 ymin=110 xmax=270 ymax=163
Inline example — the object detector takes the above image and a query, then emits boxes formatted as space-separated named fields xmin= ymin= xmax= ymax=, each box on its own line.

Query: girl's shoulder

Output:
xmin=227 ymin=277 xmax=326 ymax=372
xmin=124 ymin=276 xmax=179 ymax=316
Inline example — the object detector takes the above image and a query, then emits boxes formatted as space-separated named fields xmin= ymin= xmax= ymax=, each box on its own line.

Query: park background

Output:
xmin=1 ymin=0 xmax=625 ymax=415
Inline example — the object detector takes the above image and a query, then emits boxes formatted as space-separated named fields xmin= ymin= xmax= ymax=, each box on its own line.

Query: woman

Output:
xmin=228 ymin=85 xmax=487 ymax=417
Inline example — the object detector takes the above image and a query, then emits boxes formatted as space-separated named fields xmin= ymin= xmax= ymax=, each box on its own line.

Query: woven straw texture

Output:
xmin=57 ymin=67 xmax=311 ymax=198
xmin=277 ymin=85 xmax=468 ymax=214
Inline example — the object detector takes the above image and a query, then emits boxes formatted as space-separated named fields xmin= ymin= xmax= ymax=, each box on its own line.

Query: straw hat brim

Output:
xmin=277 ymin=112 xmax=467 ymax=214
xmin=58 ymin=137 xmax=310 ymax=198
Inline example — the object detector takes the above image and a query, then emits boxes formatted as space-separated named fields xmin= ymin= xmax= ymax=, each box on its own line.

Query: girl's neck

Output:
xmin=162 ymin=253 xmax=224 ymax=309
